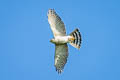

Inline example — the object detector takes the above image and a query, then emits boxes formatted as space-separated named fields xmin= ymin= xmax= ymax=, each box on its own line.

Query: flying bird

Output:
xmin=47 ymin=9 xmax=82 ymax=74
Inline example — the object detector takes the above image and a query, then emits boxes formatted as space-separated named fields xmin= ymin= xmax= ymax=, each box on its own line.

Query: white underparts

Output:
xmin=50 ymin=36 xmax=73 ymax=44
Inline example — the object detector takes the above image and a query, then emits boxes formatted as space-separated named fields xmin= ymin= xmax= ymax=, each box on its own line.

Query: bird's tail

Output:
xmin=69 ymin=28 xmax=82 ymax=49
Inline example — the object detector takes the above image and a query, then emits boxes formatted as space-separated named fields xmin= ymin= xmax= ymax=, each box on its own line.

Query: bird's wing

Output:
xmin=47 ymin=9 xmax=66 ymax=37
xmin=54 ymin=44 xmax=68 ymax=74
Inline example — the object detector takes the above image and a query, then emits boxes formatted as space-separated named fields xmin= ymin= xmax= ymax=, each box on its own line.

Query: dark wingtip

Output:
xmin=55 ymin=68 xmax=63 ymax=74
xmin=58 ymin=70 xmax=62 ymax=74
xmin=47 ymin=9 xmax=56 ymax=16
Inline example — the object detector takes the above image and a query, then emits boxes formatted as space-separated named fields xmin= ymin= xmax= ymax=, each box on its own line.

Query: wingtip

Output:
xmin=48 ymin=8 xmax=55 ymax=13
xmin=47 ymin=9 xmax=56 ymax=16
xmin=56 ymin=68 xmax=63 ymax=74
xmin=55 ymin=66 xmax=64 ymax=74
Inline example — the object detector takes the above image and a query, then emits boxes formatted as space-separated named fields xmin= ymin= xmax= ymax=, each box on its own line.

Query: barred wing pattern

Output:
xmin=47 ymin=9 xmax=66 ymax=37
xmin=47 ymin=9 xmax=68 ymax=73
xmin=55 ymin=44 xmax=68 ymax=74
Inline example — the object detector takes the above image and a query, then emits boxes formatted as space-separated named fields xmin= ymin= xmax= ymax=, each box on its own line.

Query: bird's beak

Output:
xmin=50 ymin=39 xmax=52 ymax=42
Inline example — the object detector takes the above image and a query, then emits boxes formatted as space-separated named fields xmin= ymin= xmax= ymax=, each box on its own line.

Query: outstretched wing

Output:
xmin=54 ymin=44 xmax=68 ymax=74
xmin=47 ymin=9 xmax=66 ymax=37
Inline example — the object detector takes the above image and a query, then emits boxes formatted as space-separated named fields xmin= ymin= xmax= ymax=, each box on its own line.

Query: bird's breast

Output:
xmin=54 ymin=36 xmax=69 ymax=44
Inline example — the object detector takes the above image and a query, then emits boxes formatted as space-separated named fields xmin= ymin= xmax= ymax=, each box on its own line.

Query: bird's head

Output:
xmin=50 ymin=39 xmax=56 ymax=43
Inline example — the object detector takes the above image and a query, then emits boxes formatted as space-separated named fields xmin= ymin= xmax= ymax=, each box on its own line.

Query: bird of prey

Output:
xmin=47 ymin=9 xmax=82 ymax=74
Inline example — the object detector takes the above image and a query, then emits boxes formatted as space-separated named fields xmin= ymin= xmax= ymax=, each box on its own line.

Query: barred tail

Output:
xmin=69 ymin=28 xmax=82 ymax=49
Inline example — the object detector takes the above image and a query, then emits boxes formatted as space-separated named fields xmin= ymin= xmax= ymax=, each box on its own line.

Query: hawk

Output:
xmin=47 ymin=9 xmax=82 ymax=74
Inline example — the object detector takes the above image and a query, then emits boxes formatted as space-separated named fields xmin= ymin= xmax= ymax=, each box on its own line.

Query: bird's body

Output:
xmin=50 ymin=36 xmax=73 ymax=44
xmin=47 ymin=9 xmax=82 ymax=74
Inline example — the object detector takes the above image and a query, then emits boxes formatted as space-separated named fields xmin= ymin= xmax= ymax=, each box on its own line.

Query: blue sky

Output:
xmin=0 ymin=0 xmax=120 ymax=80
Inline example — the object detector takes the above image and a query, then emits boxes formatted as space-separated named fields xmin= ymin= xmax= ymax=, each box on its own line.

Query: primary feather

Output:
xmin=47 ymin=9 xmax=66 ymax=37
xmin=47 ymin=9 xmax=82 ymax=74
xmin=48 ymin=9 xmax=68 ymax=73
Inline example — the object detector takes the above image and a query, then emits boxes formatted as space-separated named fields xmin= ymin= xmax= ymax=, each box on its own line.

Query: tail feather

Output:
xmin=69 ymin=28 xmax=82 ymax=49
